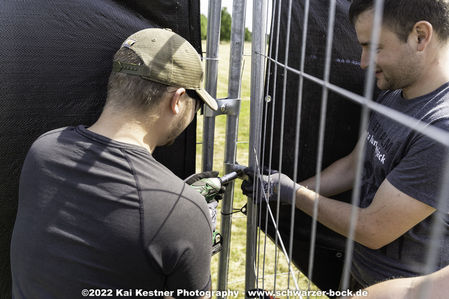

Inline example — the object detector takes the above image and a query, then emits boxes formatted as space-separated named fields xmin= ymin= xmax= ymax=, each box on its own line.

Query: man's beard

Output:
xmin=163 ymin=115 xmax=189 ymax=146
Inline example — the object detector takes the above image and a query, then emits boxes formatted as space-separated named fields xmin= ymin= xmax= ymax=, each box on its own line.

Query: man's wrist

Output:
xmin=294 ymin=184 xmax=307 ymax=207
xmin=295 ymin=184 xmax=306 ymax=192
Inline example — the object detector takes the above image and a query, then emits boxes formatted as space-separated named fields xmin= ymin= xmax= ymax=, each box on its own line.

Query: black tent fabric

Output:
xmin=0 ymin=1 xmax=201 ymax=297
xmin=261 ymin=0 xmax=368 ymax=292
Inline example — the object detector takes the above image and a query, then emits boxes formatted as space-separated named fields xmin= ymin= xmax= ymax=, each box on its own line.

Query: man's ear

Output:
xmin=169 ymin=88 xmax=186 ymax=115
xmin=413 ymin=21 xmax=433 ymax=51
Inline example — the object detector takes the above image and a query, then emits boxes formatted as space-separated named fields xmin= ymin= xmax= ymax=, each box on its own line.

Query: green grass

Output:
xmin=196 ymin=41 xmax=327 ymax=298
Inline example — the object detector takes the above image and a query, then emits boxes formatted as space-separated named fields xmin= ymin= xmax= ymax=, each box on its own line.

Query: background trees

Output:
xmin=200 ymin=7 xmax=251 ymax=41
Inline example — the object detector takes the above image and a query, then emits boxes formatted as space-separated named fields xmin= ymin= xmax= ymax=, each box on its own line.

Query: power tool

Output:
xmin=190 ymin=170 xmax=243 ymax=255
xmin=190 ymin=171 xmax=241 ymax=202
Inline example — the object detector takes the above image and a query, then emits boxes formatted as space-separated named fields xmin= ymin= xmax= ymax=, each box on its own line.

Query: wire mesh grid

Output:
xmin=245 ymin=0 xmax=449 ymax=298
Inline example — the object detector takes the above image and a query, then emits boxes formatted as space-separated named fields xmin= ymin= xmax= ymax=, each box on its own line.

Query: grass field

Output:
xmin=196 ymin=41 xmax=327 ymax=298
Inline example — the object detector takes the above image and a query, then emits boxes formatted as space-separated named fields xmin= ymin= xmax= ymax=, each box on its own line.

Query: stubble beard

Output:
xmin=163 ymin=111 xmax=192 ymax=146
xmin=377 ymin=47 xmax=420 ymax=92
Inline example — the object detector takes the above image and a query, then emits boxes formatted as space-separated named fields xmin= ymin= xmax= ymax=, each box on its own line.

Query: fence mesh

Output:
xmin=242 ymin=0 xmax=449 ymax=298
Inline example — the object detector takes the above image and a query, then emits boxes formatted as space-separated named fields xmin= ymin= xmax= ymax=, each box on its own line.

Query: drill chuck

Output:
xmin=219 ymin=171 xmax=240 ymax=185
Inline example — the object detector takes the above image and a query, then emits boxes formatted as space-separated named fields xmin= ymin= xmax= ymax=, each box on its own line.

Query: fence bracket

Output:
xmin=204 ymin=98 xmax=241 ymax=117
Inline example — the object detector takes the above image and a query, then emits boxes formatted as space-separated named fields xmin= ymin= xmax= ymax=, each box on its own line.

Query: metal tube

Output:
xmin=288 ymin=0 xmax=310 ymax=292
xmin=246 ymin=0 xmax=267 ymax=294
xmin=307 ymin=0 xmax=337 ymax=288
xmin=418 ymin=154 xmax=449 ymax=297
xmin=258 ymin=0 xmax=278 ymax=289
xmin=266 ymin=0 xmax=283 ymax=289
xmin=217 ymin=0 xmax=247 ymax=296
xmin=273 ymin=0 xmax=294 ymax=292
xmin=202 ymin=0 xmax=222 ymax=172
xmin=341 ymin=0 xmax=384 ymax=290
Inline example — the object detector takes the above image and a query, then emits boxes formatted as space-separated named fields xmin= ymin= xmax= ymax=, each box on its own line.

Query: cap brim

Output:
xmin=196 ymin=88 xmax=218 ymax=111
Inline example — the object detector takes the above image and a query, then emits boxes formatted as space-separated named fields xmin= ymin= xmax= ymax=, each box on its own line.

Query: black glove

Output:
xmin=240 ymin=166 xmax=276 ymax=199
xmin=241 ymin=167 xmax=301 ymax=205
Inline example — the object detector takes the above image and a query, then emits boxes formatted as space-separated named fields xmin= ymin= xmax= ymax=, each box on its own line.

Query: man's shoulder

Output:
xmin=38 ymin=126 xmax=71 ymax=138
xmin=423 ymin=84 xmax=449 ymax=128
xmin=31 ymin=126 xmax=75 ymax=148
xmin=25 ymin=127 xmax=74 ymax=159
xmin=129 ymin=157 xmax=208 ymax=211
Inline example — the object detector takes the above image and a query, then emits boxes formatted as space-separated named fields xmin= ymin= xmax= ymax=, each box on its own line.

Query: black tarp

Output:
xmin=261 ymin=0 xmax=367 ymax=292
xmin=0 ymin=1 xmax=201 ymax=297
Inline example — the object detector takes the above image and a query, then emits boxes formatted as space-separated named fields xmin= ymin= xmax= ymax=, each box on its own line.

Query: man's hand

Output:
xmin=241 ymin=167 xmax=301 ymax=205
xmin=184 ymin=171 xmax=225 ymax=201
xmin=184 ymin=171 xmax=224 ymax=231
xmin=184 ymin=170 xmax=219 ymax=185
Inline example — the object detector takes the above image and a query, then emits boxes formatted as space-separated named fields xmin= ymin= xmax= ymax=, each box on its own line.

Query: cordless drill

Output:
xmin=190 ymin=171 xmax=242 ymax=255
xmin=190 ymin=171 xmax=240 ymax=202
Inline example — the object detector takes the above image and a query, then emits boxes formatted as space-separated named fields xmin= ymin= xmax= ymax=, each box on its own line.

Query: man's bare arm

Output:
xmin=300 ymin=139 xmax=361 ymax=197
xmin=295 ymin=179 xmax=435 ymax=249
xmin=346 ymin=265 xmax=449 ymax=299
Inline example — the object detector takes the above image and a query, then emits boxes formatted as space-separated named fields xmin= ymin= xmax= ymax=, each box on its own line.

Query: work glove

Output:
xmin=184 ymin=171 xmax=225 ymax=201
xmin=241 ymin=167 xmax=301 ymax=205
xmin=184 ymin=171 xmax=224 ymax=231
xmin=184 ymin=171 xmax=219 ymax=184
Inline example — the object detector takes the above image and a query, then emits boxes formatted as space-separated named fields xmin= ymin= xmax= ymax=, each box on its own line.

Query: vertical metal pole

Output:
xmin=258 ymin=0 xmax=277 ymax=290
xmin=307 ymin=0 xmax=337 ymax=288
xmin=246 ymin=0 xmax=267 ymax=294
xmin=202 ymin=0 xmax=222 ymax=172
xmin=341 ymin=0 xmax=384 ymax=290
xmin=288 ymin=0 xmax=310 ymax=291
xmin=418 ymin=155 xmax=449 ymax=298
xmin=217 ymin=0 xmax=247 ymax=296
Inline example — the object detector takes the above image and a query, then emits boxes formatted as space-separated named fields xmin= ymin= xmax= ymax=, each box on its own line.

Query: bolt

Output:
xmin=221 ymin=104 xmax=227 ymax=113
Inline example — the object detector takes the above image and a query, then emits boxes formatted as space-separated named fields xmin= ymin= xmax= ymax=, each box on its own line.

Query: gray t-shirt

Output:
xmin=352 ymin=83 xmax=449 ymax=287
xmin=11 ymin=126 xmax=212 ymax=298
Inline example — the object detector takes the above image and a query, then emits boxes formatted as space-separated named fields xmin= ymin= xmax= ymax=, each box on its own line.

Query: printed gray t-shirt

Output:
xmin=11 ymin=126 xmax=212 ymax=298
xmin=352 ymin=83 xmax=449 ymax=287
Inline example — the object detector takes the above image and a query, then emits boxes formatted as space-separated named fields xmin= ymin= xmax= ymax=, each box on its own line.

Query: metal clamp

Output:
xmin=204 ymin=98 xmax=241 ymax=117
xmin=224 ymin=162 xmax=246 ymax=173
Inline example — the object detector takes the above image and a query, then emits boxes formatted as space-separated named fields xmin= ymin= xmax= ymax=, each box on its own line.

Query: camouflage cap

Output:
xmin=112 ymin=28 xmax=218 ymax=111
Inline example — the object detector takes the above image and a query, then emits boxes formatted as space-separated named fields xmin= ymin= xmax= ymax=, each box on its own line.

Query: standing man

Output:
xmin=243 ymin=0 xmax=449 ymax=289
xmin=11 ymin=28 xmax=218 ymax=298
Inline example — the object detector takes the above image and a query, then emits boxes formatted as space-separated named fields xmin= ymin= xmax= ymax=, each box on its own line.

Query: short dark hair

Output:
xmin=349 ymin=0 xmax=449 ymax=42
xmin=106 ymin=47 xmax=169 ymax=111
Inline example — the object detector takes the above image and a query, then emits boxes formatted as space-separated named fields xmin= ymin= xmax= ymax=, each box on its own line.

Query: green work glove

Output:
xmin=184 ymin=171 xmax=219 ymax=185
xmin=184 ymin=171 xmax=224 ymax=231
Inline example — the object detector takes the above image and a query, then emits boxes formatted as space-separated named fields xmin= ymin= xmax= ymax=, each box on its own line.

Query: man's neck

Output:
xmin=88 ymin=109 xmax=158 ymax=154
xmin=403 ymin=45 xmax=449 ymax=99
xmin=402 ymin=76 xmax=449 ymax=100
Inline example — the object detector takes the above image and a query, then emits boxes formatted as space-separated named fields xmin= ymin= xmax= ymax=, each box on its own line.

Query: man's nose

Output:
xmin=360 ymin=49 xmax=369 ymax=70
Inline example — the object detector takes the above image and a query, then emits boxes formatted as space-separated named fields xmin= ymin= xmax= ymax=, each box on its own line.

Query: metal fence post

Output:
xmin=202 ymin=0 xmax=222 ymax=172
xmin=246 ymin=0 xmax=267 ymax=294
xmin=217 ymin=0 xmax=247 ymax=296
